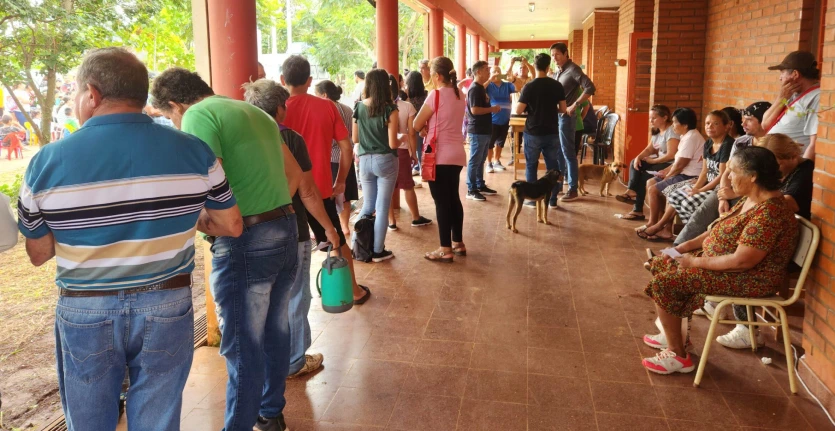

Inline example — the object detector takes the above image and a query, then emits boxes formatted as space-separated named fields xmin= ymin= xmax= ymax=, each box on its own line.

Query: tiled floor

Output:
xmin=142 ymin=166 xmax=832 ymax=430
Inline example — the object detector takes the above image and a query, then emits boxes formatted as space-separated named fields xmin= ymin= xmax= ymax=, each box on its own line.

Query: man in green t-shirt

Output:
xmin=152 ymin=68 xmax=330 ymax=431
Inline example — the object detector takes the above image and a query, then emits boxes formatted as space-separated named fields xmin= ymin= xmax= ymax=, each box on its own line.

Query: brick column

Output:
xmin=569 ymin=29 xmax=583 ymax=61
xmin=588 ymin=11 xmax=619 ymax=111
xmin=649 ymin=0 xmax=707 ymax=114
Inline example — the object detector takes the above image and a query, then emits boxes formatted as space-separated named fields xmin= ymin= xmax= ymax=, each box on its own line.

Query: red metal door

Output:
xmin=623 ymin=32 xmax=653 ymax=181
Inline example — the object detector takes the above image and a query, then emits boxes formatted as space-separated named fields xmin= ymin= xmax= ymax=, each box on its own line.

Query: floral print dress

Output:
xmin=645 ymin=197 xmax=798 ymax=318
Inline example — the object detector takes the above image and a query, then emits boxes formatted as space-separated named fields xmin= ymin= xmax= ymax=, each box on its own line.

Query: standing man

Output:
xmin=352 ymin=70 xmax=366 ymax=103
xmin=465 ymin=61 xmax=501 ymax=202
xmin=485 ymin=65 xmax=516 ymax=172
xmin=551 ymin=42 xmax=596 ymax=203
xmin=514 ymin=53 xmax=567 ymax=206
xmin=419 ymin=59 xmax=436 ymax=92
xmin=762 ymin=51 xmax=820 ymax=159
xmin=19 ymin=48 xmax=242 ymax=431
xmin=280 ymin=55 xmax=372 ymax=305
xmin=152 ymin=68 xmax=303 ymax=431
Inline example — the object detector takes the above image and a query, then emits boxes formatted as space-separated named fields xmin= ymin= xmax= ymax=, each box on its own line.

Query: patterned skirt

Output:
xmin=667 ymin=187 xmax=715 ymax=224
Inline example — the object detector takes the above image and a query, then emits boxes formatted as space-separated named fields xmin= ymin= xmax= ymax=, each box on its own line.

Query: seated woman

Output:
xmin=638 ymin=110 xmax=734 ymax=241
xmin=616 ymin=105 xmax=680 ymax=221
xmin=640 ymin=146 xmax=799 ymax=374
xmin=721 ymin=106 xmax=745 ymax=141
xmin=637 ymin=108 xmax=705 ymax=234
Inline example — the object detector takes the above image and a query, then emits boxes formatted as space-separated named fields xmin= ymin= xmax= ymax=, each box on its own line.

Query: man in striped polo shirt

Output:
xmin=17 ymin=48 xmax=242 ymax=431
xmin=152 ymin=68 xmax=317 ymax=431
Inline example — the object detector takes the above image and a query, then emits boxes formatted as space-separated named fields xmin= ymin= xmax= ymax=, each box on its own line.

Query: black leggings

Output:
xmin=627 ymin=159 xmax=672 ymax=212
xmin=428 ymin=165 xmax=464 ymax=248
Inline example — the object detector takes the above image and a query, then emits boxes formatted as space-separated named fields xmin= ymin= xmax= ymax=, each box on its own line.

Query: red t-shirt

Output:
xmin=284 ymin=94 xmax=349 ymax=199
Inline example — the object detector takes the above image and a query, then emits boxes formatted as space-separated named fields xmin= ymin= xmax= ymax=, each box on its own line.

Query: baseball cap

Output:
xmin=767 ymin=51 xmax=817 ymax=72
xmin=741 ymin=101 xmax=771 ymax=123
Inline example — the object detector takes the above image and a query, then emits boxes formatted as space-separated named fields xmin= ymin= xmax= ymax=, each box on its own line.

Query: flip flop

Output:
xmin=636 ymin=229 xmax=651 ymax=240
xmin=645 ymin=234 xmax=674 ymax=243
xmin=618 ymin=213 xmax=646 ymax=221
xmin=354 ymin=285 xmax=372 ymax=305
xmin=615 ymin=194 xmax=635 ymax=204
xmin=424 ymin=250 xmax=454 ymax=263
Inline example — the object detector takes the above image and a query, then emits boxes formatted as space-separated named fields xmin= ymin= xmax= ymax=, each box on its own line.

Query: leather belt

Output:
xmin=242 ymin=204 xmax=295 ymax=228
xmin=59 ymin=273 xmax=192 ymax=297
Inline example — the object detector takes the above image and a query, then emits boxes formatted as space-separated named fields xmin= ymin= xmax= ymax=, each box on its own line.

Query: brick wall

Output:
xmin=805 ymin=0 xmax=835 ymax=402
xmin=702 ymin=0 xmax=813 ymax=121
xmin=570 ymin=30 xmax=584 ymax=62
xmin=649 ymin=0 xmax=708 ymax=116
xmin=614 ymin=0 xmax=654 ymax=161
xmin=590 ymin=11 xmax=619 ymax=111
xmin=583 ymin=16 xmax=594 ymax=72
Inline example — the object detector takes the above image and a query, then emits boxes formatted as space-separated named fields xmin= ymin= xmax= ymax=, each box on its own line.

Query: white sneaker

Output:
xmin=642 ymin=348 xmax=696 ymax=375
xmin=693 ymin=301 xmax=716 ymax=317
xmin=643 ymin=332 xmax=693 ymax=350
xmin=486 ymin=162 xmax=494 ymax=173
xmin=493 ymin=161 xmax=506 ymax=171
xmin=414 ymin=182 xmax=422 ymax=188
xmin=716 ymin=324 xmax=759 ymax=349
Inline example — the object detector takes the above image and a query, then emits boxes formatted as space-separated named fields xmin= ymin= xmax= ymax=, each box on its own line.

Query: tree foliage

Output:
xmin=116 ymin=0 xmax=194 ymax=71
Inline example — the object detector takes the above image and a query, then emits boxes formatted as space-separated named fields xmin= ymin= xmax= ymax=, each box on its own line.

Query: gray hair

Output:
xmin=1 ymin=115 xmax=11 ymax=124
xmin=76 ymin=47 xmax=149 ymax=108
xmin=419 ymin=59 xmax=430 ymax=67
xmin=242 ymin=79 xmax=290 ymax=118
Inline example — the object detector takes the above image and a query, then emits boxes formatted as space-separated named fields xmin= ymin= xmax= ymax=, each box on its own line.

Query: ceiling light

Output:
xmin=530 ymin=34 xmax=535 ymax=39
xmin=528 ymin=2 xmax=535 ymax=12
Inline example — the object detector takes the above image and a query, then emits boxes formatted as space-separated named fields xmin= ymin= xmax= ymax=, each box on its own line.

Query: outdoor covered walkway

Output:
xmin=164 ymin=172 xmax=831 ymax=430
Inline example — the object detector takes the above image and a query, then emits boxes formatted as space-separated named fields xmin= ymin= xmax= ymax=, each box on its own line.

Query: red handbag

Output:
xmin=421 ymin=90 xmax=440 ymax=182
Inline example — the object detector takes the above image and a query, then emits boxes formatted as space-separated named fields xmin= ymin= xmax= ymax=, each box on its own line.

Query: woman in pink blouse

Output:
xmin=414 ymin=57 xmax=467 ymax=263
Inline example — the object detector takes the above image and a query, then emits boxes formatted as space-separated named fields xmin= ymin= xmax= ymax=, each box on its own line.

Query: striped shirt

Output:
xmin=331 ymin=102 xmax=353 ymax=163
xmin=17 ymin=113 xmax=236 ymax=291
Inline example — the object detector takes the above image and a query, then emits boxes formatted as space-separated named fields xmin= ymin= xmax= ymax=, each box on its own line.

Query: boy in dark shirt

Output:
xmin=465 ymin=61 xmax=501 ymax=201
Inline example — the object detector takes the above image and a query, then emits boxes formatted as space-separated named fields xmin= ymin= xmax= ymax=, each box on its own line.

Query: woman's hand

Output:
xmin=633 ymin=158 xmax=641 ymax=171
xmin=718 ymin=199 xmax=730 ymax=214
xmin=688 ymin=187 xmax=700 ymax=197
xmin=418 ymin=128 xmax=428 ymax=138
xmin=675 ymin=254 xmax=697 ymax=268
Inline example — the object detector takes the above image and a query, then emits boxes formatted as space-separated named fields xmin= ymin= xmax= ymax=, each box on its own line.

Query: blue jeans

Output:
xmin=55 ymin=286 xmax=194 ymax=431
xmin=288 ymin=240 xmax=312 ymax=375
xmin=558 ymin=113 xmax=579 ymax=191
xmin=210 ymin=216 xmax=299 ymax=430
xmin=358 ymin=153 xmax=398 ymax=253
xmin=415 ymin=135 xmax=424 ymax=171
xmin=467 ymin=133 xmax=490 ymax=191
xmin=523 ymin=133 xmax=563 ymax=202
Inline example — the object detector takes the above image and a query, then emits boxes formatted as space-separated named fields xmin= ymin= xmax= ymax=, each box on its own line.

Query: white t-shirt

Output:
xmin=768 ymin=87 xmax=819 ymax=153
xmin=352 ymin=82 xmax=365 ymax=103
xmin=651 ymin=127 xmax=680 ymax=157
xmin=0 ymin=194 xmax=18 ymax=253
xmin=677 ymin=129 xmax=706 ymax=177
xmin=396 ymin=99 xmax=416 ymax=150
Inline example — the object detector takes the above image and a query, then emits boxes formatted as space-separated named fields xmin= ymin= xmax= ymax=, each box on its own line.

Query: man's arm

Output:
xmin=334 ymin=137 xmax=352 ymax=195
xmin=804 ymin=135 xmax=816 ymax=160
xmin=515 ymin=102 xmax=527 ymax=115
xmin=282 ymin=144 xmax=303 ymax=197
xmin=567 ymin=68 xmax=596 ymax=113
xmin=197 ymin=206 xmax=243 ymax=237
xmin=25 ymin=233 xmax=55 ymax=266
xmin=298 ymin=171 xmax=341 ymax=246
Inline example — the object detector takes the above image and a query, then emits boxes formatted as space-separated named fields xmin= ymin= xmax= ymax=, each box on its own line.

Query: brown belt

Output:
xmin=242 ymin=204 xmax=295 ymax=227
xmin=59 ymin=273 xmax=192 ymax=297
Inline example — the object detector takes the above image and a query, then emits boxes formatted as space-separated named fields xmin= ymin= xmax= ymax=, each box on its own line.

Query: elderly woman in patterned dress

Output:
xmin=640 ymin=146 xmax=799 ymax=375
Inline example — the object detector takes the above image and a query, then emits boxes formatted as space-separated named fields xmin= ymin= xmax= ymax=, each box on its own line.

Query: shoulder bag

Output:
xmin=421 ymin=90 xmax=440 ymax=182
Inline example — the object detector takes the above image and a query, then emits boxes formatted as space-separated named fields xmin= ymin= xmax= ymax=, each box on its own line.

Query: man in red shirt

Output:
xmin=280 ymin=55 xmax=370 ymax=304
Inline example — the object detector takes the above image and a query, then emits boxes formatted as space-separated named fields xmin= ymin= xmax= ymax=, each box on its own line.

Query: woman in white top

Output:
xmin=637 ymin=107 xmax=705 ymax=240
xmin=387 ymin=74 xmax=432 ymax=230
xmin=616 ymin=105 xmax=681 ymax=220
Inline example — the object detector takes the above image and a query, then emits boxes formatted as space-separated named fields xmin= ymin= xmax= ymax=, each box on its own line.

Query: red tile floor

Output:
xmin=130 ymin=166 xmax=833 ymax=430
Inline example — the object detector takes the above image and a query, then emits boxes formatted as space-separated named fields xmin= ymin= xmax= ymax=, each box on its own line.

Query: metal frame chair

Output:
xmin=693 ymin=215 xmax=820 ymax=394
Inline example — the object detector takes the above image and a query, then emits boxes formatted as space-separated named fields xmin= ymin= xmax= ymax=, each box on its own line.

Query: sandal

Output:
xmin=615 ymin=194 xmax=635 ymax=204
xmin=452 ymin=243 xmax=467 ymax=256
xmin=617 ymin=213 xmax=646 ymax=221
xmin=354 ymin=285 xmax=372 ymax=305
xmin=634 ymin=224 xmax=648 ymax=233
xmin=637 ymin=230 xmax=674 ymax=242
xmin=424 ymin=249 xmax=454 ymax=263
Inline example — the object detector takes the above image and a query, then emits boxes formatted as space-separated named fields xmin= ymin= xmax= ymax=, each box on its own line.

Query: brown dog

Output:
xmin=506 ymin=169 xmax=562 ymax=233
xmin=577 ymin=161 xmax=625 ymax=196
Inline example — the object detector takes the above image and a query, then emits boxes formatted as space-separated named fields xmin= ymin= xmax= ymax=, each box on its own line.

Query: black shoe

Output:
xmin=372 ymin=249 xmax=395 ymax=262
xmin=411 ymin=216 xmax=433 ymax=227
xmin=467 ymin=191 xmax=486 ymax=201
xmin=549 ymin=199 xmax=558 ymax=208
xmin=255 ymin=414 xmax=287 ymax=431
xmin=479 ymin=185 xmax=497 ymax=195
xmin=524 ymin=201 xmax=536 ymax=207
xmin=388 ymin=224 xmax=398 ymax=231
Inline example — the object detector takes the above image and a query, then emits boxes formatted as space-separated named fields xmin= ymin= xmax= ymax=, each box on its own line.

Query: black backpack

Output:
xmin=352 ymin=215 xmax=375 ymax=262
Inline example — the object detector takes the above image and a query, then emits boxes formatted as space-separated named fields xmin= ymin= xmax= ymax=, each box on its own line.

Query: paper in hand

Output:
xmin=660 ymin=248 xmax=682 ymax=258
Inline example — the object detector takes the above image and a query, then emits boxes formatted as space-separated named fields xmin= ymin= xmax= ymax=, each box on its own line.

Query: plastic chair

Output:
xmin=580 ymin=115 xmax=607 ymax=163
xmin=2 ymin=132 xmax=25 ymax=160
xmin=693 ymin=215 xmax=819 ymax=394
xmin=585 ymin=112 xmax=619 ymax=165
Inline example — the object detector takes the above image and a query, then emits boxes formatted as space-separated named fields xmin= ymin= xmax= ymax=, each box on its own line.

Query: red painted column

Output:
xmin=455 ymin=24 xmax=467 ymax=77
xmin=428 ymin=8 xmax=445 ymax=59
xmin=207 ymin=0 xmax=258 ymax=100
xmin=472 ymin=34 xmax=480 ymax=62
xmin=376 ymin=0 xmax=398 ymax=74
xmin=479 ymin=39 xmax=487 ymax=61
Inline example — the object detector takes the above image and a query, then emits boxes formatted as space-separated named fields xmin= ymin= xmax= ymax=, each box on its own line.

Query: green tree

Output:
xmin=117 ymin=1 xmax=195 ymax=72
xmin=0 ymin=0 xmax=155 ymax=145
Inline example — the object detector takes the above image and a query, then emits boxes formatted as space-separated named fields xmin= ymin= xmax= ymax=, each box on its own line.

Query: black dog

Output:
xmin=505 ymin=169 xmax=562 ymax=233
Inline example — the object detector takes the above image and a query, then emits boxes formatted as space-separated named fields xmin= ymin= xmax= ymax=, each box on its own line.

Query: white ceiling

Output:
xmin=455 ymin=0 xmax=620 ymax=41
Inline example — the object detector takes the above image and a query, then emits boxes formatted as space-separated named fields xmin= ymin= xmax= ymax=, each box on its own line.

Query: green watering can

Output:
xmin=316 ymin=244 xmax=354 ymax=313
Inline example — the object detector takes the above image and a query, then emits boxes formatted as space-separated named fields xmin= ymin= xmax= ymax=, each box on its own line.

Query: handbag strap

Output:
xmin=427 ymin=89 xmax=440 ymax=152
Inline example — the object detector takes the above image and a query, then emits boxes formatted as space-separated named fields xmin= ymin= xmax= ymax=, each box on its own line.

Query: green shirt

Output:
xmin=182 ymin=96 xmax=291 ymax=217
xmin=353 ymin=102 xmax=398 ymax=156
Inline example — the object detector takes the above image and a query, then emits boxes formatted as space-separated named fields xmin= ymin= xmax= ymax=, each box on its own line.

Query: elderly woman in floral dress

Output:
xmin=640 ymin=146 xmax=799 ymax=374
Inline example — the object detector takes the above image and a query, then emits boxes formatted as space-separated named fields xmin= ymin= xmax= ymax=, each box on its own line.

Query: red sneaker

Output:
xmin=642 ymin=348 xmax=696 ymax=374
